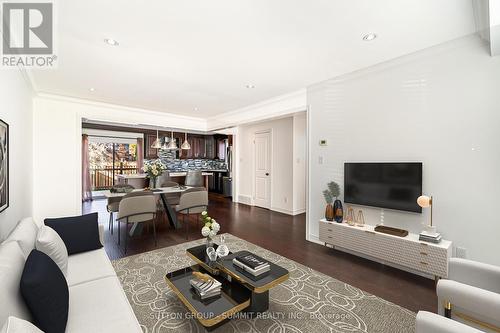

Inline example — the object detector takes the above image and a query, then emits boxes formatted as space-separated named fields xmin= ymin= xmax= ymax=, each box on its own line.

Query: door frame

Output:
xmin=252 ymin=129 xmax=273 ymax=209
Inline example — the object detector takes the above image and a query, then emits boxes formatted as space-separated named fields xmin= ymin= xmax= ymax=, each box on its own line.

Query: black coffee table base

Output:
xmin=246 ymin=290 xmax=269 ymax=314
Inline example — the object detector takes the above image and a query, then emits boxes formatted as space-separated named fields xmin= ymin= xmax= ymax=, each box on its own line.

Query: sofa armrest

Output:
xmin=449 ymin=258 xmax=500 ymax=293
xmin=437 ymin=280 xmax=500 ymax=324
xmin=98 ymin=224 xmax=104 ymax=245
xmin=416 ymin=311 xmax=484 ymax=333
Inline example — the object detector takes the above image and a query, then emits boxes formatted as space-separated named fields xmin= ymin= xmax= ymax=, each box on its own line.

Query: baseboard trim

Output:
xmin=270 ymin=206 xmax=293 ymax=215
xmin=307 ymin=234 xmax=323 ymax=245
xmin=291 ymin=208 xmax=306 ymax=215
xmin=238 ymin=195 xmax=253 ymax=206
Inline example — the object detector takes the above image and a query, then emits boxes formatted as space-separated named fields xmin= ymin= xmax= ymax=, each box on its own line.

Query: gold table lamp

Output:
xmin=417 ymin=195 xmax=436 ymax=234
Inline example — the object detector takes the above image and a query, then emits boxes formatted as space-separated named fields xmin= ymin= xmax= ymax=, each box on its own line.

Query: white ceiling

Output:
xmin=31 ymin=0 xmax=477 ymax=118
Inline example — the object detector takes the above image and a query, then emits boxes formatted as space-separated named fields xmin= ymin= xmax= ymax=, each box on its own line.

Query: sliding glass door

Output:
xmin=88 ymin=140 xmax=138 ymax=190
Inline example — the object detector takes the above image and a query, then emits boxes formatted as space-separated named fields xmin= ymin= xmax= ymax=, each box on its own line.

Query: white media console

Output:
xmin=319 ymin=219 xmax=452 ymax=279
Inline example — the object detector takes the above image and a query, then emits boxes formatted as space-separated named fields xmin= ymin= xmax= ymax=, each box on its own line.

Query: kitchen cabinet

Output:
xmin=145 ymin=134 xmax=159 ymax=159
xmin=205 ymin=136 xmax=215 ymax=159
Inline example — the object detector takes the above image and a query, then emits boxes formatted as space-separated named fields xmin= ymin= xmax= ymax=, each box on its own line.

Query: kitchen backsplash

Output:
xmin=147 ymin=151 xmax=227 ymax=171
xmin=164 ymin=159 xmax=227 ymax=171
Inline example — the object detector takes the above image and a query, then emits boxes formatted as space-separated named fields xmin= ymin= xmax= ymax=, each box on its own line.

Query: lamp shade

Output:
xmin=181 ymin=132 xmax=191 ymax=150
xmin=417 ymin=195 xmax=432 ymax=208
xmin=151 ymin=130 xmax=162 ymax=149
xmin=166 ymin=131 xmax=178 ymax=150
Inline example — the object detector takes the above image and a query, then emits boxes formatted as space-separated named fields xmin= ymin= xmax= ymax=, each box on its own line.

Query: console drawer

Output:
xmin=319 ymin=221 xmax=344 ymax=246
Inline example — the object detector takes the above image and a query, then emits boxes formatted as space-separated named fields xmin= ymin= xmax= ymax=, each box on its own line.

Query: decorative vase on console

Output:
xmin=201 ymin=211 xmax=220 ymax=249
xmin=333 ymin=199 xmax=343 ymax=223
xmin=323 ymin=181 xmax=343 ymax=223
xmin=323 ymin=190 xmax=334 ymax=221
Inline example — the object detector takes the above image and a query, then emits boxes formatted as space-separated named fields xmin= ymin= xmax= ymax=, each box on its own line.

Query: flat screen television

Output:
xmin=344 ymin=162 xmax=422 ymax=213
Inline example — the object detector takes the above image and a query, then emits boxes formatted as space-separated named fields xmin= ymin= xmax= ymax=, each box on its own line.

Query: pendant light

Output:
xmin=151 ymin=129 xmax=162 ymax=149
xmin=166 ymin=130 xmax=178 ymax=150
xmin=181 ymin=132 xmax=191 ymax=150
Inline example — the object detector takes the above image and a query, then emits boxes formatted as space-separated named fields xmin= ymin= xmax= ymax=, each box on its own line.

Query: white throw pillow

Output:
xmin=3 ymin=218 xmax=39 ymax=258
xmin=0 ymin=317 xmax=42 ymax=333
xmin=35 ymin=226 xmax=68 ymax=276
xmin=0 ymin=242 xmax=31 ymax=326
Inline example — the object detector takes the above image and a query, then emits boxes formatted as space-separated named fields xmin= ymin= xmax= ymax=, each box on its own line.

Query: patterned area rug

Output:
xmin=112 ymin=234 xmax=415 ymax=333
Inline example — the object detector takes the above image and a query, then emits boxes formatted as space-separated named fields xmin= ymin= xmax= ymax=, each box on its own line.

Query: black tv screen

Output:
xmin=344 ymin=162 xmax=422 ymax=213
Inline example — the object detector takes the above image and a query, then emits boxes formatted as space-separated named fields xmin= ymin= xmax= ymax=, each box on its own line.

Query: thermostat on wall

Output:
xmin=319 ymin=139 xmax=327 ymax=146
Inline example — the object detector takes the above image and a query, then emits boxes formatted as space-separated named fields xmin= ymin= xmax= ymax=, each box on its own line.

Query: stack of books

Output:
xmin=233 ymin=252 xmax=270 ymax=277
xmin=419 ymin=230 xmax=442 ymax=243
xmin=189 ymin=272 xmax=222 ymax=300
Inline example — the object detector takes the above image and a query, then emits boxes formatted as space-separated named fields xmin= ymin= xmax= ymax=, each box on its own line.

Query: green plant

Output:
xmin=323 ymin=190 xmax=333 ymax=204
xmin=323 ymin=181 xmax=340 ymax=204
xmin=327 ymin=181 xmax=340 ymax=198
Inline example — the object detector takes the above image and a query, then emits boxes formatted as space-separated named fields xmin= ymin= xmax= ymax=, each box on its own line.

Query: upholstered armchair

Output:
xmin=416 ymin=311 xmax=484 ymax=333
xmin=418 ymin=257 xmax=500 ymax=333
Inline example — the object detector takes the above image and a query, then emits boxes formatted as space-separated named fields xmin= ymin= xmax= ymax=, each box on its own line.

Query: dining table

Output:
xmin=102 ymin=186 xmax=191 ymax=236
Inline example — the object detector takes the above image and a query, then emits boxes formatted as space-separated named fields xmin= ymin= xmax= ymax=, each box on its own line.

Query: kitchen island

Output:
xmin=116 ymin=171 xmax=226 ymax=189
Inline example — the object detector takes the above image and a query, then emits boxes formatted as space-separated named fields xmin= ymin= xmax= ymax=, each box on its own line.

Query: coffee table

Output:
xmin=165 ymin=244 xmax=289 ymax=330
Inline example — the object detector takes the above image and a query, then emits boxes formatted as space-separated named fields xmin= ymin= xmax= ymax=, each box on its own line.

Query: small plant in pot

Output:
xmin=323 ymin=181 xmax=343 ymax=223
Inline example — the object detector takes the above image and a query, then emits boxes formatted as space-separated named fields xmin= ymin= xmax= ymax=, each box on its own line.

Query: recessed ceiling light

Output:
xmin=89 ymin=88 xmax=95 ymax=92
xmin=245 ymin=84 xmax=256 ymax=89
xmin=362 ymin=33 xmax=377 ymax=41
xmin=104 ymin=38 xmax=119 ymax=46
xmin=194 ymin=107 xmax=199 ymax=111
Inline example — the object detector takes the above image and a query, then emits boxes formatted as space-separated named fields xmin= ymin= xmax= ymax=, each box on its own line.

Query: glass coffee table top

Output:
xmin=165 ymin=265 xmax=251 ymax=328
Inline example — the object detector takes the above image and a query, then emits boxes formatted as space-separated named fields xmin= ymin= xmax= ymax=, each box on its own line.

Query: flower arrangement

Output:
xmin=142 ymin=159 xmax=166 ymax=188
xmin=201 ymin=211 xmax=220 ymax=240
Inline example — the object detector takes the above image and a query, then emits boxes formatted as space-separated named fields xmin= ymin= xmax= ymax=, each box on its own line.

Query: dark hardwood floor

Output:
xmin=83 ymin=193 xmax=437 ymax=314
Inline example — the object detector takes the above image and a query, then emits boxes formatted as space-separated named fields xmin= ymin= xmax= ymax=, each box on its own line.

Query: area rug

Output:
xmin=112 ymin=234 xmax=415 ymax=333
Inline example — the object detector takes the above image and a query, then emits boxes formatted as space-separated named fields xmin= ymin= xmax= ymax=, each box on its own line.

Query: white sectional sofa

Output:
xmin=0 ymin=217 xmax=142 ymax=333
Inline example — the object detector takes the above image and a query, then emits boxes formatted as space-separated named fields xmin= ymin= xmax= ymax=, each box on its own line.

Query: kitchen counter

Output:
xmin=116 ymin=170 xmax=228 ymax=190
xmin=116 ymin=171 xmax=221 ymax=179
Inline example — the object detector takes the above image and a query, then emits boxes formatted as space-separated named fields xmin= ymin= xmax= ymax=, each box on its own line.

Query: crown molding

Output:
xmin=207 ymin=89 xmax=307 ymax=131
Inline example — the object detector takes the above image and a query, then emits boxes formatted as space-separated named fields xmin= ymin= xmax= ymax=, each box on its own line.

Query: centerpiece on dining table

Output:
xmin=142 ymin=159 xmax=167 ymax=189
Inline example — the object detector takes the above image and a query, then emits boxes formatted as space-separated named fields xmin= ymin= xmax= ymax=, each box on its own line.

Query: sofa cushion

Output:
xmin=20 ymin=250 xmax=69 ymax=333
xmin=67 ymin=276 xmax=142 ymax=333
xmin=44 ymin=213 xmax=102 ymax=255
xmin=0 ymin=316 xmax=43 ymax=333
xmin=35 ymin=225 xmax=68 ymax=277
xmin=3 ymin=218 xmax=39 ymax=258
xmin=0 ymin=242 xmax=31 ymax=326
xmin=66 ymin=248 xmax=116 ymax=287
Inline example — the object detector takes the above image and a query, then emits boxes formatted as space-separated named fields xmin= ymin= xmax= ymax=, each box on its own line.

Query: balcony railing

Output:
xmin=90 ymin=166 xmax=138 ymax=190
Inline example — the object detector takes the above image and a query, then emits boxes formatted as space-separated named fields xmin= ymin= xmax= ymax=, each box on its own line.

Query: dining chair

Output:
xmin=107 ymin=184 xmax=134 ymax=235
xmin=116 ymin=191 xmax=157 ymax=254
xmin=185 ymin=170 xmax=204 ymax=187
xmin=157 ymin=171 xmax=171 ymax=187
xmin=175 ymin=187 xmax=208 ymax=239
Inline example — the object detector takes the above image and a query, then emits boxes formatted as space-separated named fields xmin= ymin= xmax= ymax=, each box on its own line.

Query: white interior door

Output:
xmin=254 ymin=131 xmax=271 ymax=209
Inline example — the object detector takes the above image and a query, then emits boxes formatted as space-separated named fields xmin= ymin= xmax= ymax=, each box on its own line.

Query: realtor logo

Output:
xmin=1 ymin=2 xmax=57 ymax=68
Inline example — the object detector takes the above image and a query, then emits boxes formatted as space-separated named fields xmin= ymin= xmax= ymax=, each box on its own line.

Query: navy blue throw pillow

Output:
xmin=20 ymin=250 xmax=69 ymax=333
xmin=45 ymin=212 xmax=102 ymax=255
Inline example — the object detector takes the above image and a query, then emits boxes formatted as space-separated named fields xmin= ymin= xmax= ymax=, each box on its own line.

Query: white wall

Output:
xmin=236 ymin=117 xmax=295 ymax=214
xmin=0 ymin=69 xmax=34 ymax=240
xmin=307 ymin=35 xmax=500 ymax=266
xmin=292 ymin=113 xmax=307 ymax=214
xmin=32 ymin=95 xmax=206 ymax=221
